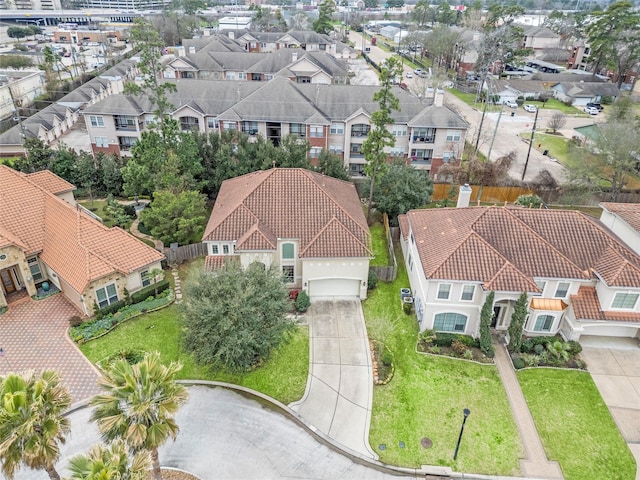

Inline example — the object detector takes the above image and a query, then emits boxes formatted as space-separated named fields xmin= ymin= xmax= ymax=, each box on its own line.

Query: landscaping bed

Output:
xmin=509 ymin=336 xmax=585 ymax=370
xmin=417 ymin=330 xmax=494 ymax=364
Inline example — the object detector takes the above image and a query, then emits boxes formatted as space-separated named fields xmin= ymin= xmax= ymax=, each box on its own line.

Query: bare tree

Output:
xmin=547 ymin=112 xmax=567 ymax=134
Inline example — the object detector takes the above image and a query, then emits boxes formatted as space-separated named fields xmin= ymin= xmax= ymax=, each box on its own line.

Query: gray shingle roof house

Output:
xmin=203 ymin=168 xmax=372 ymax=299
xmin=552 ymin=82 xmax=620 ymax=106
xmin=82 ymin=79 xmax=468 ymax=177
xmin=398 ymin=206 xmax=640 ymax=341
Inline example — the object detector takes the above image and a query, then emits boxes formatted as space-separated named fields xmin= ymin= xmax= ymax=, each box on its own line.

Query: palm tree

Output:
xmin=90 ymin=352 xmax=188 ymax=480
xmin=67 ymin=439 xmax=151 ymax=480
xmin=0 ymin=370 xmax=72 ymax=480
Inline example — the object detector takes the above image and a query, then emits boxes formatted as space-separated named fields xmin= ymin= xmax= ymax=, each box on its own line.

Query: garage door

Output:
xmin=580 ymin=325 xmax=639 ymax=338
xmin=308 ymin=278 xmax=360 ymax=298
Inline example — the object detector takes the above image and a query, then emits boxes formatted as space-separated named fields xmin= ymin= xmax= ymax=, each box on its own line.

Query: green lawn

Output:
xmin=363 ymin=257 xmax=523 ymax=475
xmin=526 ymin=99 xmax=583 ymax=114
xmin=79 ymin=199 xmax=111 ymax=225
xmin=79 ymin=300 xmax=309 ymax=405
xmin=520 ymin=132 xmax=570 ymax=164
xmin=519 ymin=369 xmax=636 ymax=480
xmin=369 ymin=223 xmax=391 ymax=267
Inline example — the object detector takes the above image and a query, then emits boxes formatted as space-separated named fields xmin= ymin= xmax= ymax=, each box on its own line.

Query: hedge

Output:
xmin=130 ymin=279 xmax=170 ymax=304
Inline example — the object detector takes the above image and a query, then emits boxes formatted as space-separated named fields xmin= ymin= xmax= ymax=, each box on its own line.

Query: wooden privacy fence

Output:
xmin=432 ymin=184 xmax=534 ymax=204
xmin=164 ymin=242 xmax=207 ymax=265
xmin=371 ymin=213 xmax=398 ymax=282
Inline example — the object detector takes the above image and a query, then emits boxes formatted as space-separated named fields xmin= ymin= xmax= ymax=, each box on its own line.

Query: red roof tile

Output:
xmin=203 ymin=168 xmax=371 ymax=259
xmin=406 ymin=206 xmax=640 ymax=291
xmin=204 ymin=255 xmax=240 ymax=271
xmin=0 ymin=165 xmax=164 ymax=293
xmin=25 ymin=170 xmax=76 ymax=194
xmin=601 ymin=202 xmax=640 ymax=233
xmin=571 ymin=286 xmax=640 ymax=323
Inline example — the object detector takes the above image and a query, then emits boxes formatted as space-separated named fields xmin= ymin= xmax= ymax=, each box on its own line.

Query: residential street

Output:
xmin=346 ymin=30 xmax=599 ymax=183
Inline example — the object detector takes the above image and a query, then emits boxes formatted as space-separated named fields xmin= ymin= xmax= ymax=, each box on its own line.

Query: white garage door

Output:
xmin=580 ymin=325 xmax=639 ymax=338
xmin=309 ymin=278 xmax=360 ymax=298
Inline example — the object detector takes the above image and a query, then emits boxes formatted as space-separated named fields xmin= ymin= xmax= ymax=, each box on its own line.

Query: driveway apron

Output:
xmin=290 ymin=297 xmax=377 ymax=459
xmin=0 ymin=295 xmax=101 ymax=405
xmin=580 ymin=337 xmax=640 ymax=480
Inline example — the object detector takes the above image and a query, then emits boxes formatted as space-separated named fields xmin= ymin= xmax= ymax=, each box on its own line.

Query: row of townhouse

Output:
xmin=0 ymin=59 xmax=139 ymax=157
xmin=82 ymin=77 xmax=469 ymax=177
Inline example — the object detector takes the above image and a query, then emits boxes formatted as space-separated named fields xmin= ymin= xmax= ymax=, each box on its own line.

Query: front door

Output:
xmin=0 ymin=269 xmax=16 ymax=294
xmin=491 ymin=305 xmax=500 ymax=328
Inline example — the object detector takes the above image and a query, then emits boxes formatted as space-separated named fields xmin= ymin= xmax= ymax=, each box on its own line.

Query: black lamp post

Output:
xmin=453 ymin=408 xmax=471 ymax=460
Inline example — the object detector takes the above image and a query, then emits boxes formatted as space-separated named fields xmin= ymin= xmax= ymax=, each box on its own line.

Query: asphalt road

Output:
xmin=346 ymin=30 xmax=599 ymax=184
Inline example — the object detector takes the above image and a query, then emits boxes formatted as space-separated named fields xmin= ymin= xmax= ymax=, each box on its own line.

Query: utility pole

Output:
xmin=487 ymin=106 xmax=504 ymax=161
xmin=521 ymin=108 xmax=539 ymax=181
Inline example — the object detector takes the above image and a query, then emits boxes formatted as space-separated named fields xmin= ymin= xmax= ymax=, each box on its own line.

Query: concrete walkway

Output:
xmin=130 ymin=216 xmax=164 ymax=251
xmin=493 ymin=340 xmax=564 ymax=479
xmin=290 ymin=298 xmax=377 ymax=459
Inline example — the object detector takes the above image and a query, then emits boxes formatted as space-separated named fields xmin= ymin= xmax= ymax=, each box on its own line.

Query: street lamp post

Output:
xmin=453 ymin=408 xmax=471 ymax=460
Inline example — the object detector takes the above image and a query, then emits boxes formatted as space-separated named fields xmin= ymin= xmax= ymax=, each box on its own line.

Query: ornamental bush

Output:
xmin=295 ymin=290 xmax=311 ymax=313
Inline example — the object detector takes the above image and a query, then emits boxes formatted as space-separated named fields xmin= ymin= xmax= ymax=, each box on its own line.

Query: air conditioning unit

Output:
xmin=400 ymin=288 xmax=411 ymax=300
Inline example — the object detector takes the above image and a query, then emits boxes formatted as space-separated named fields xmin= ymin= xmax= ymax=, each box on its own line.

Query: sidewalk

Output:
xmin=493 ymin=339 xmax=564 ymax=479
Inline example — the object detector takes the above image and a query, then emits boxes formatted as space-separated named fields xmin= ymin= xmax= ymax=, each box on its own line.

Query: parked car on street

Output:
xmin=584 ymin=106 xmax=599 ymax=115
xmin=504 ymin=100 xmax=518 ymax=108
xmin=406 ymin=72 xmax=413 ymax=78
xmin=523 ymin=104 xmax=537 ymax=113
xmin=586 ymin=102 xmax=603 ymax=112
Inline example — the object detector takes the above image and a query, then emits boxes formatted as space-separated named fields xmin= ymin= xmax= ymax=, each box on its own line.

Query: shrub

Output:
xmin=534 ymin=343 xmax=545 ymax=355
xmin=428 ymin=345 xmax=441 ymax=354
xmin=402 ymin=301 xmax=412 ymax=314
xmin=451 ymin=340 xmax=468 ymax=356
xmin=522 ymin=353 xmax=540 ymax=367
xmin=433 ymin=333 xmax=456 ymax=347
xmin=295 ymin=290 xmax=311 ymax=313
xmin=69 ymin=315 xmax=83 ymax=327
xmin=566 ymin=340 xmax=582 ymax=356
xmin=420 ymin=329 xmax=435 ymax=342
xmin=368 ymin=269 xmax=378 ymax=290
xmin=512 ymin=356 xmax=525 ymax=369
xmin=123 ymin=203 xmax=137 ymax=218
xmin=381 ymin=351 xmax=393 ymax=366
xmin=96 ymin=300 xmax=126 ymax=319
xmin=130 ymin=279 xmax=170 ymax=304
xmin=455 ymin=334 xmax=475 ymax=347
xmin=462 ymin=349 xmax=474 ymax=360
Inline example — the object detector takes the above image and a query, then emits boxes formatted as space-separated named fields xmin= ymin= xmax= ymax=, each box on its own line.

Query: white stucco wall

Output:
xmin=600 ymin=209 xmax=640 ymax=256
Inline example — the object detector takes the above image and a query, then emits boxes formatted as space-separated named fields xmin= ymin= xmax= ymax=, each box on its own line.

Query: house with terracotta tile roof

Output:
xmin=600 ymin=203 xmax=640 ymax=257
xmin=398 ymin=206 xmax=640 ymax=341
xmin=0 ymin=165 xmax=164 ymax=315
xmin=202 ymin=168 xmax=372 ymax=299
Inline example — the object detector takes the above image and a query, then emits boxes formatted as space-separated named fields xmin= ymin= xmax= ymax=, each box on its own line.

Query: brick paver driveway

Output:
xmin=0 ymin=295 xmax=100 ymax=405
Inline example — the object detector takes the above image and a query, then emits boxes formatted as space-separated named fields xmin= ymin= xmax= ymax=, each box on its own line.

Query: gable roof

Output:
xmin=203 ymin=168 xmax=371 ymax=259
xmin=0 ymin=165 xmax=164 ymax=293
xmin=553 ymin=82 xmax=620 ymax=98
xmin=400 ymin=206 xmax=640 ymax=292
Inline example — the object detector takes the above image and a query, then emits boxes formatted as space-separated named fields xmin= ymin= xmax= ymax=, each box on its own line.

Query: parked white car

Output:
xmin=406 ymin=72 xmax=413 ymax=78
xmin=523 ymin=104 xmax=537 ymax=113
xmin=504 ymin=100 xmax=518 ymax=108
xmin=583 ymin=106 xmax=599 ymax=115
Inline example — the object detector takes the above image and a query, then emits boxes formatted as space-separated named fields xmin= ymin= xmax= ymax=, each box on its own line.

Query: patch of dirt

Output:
xmin=161 ymin=468 xmax=201 ymax=480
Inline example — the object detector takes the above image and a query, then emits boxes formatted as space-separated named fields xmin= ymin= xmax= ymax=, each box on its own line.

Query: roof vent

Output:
xmin=456 ymin=183 xmax=472 ymax=208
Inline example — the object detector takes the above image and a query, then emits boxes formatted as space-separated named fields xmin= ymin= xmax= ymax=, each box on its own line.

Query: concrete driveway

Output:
xmin=580 ymin=337 xmax=640 ymax=479
xmin=290 ymin=298 xmax=377 ymax=459
xmin=0 ymin=295 xmax=101 ymax=406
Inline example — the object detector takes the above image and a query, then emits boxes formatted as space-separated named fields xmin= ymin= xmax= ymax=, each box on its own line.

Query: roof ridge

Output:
xmin=300 ymin=215 xmax=372 ymax=257
xmin=501 ymin=208 xmax=590 ymax=277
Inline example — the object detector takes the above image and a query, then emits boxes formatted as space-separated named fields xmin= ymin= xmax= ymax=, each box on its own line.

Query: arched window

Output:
xmin=434 ymin=313 xmax=467 ymax=332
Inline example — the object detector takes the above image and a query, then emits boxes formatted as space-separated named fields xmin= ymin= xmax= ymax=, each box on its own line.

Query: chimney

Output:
xmin=188 ymin=46 xmax=196 ymax=54
xmin=456 ymin=184 xmax=472 ymax=208
xmin=292 ymin=51 xmax=298 ymax=62
xmin=434 ymin=88 xmax=444 ymax=107
xmin=228 ymin=31 xmax=235 ymax=40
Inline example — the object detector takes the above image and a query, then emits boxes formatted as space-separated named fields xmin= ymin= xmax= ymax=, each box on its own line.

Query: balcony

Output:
xmin=351 ymin=125 xmax=370 ymax=138
xmin=114 ymin=118 xmax=138 ymax=132
xmin=411 ymin=157 xmax=432 ymax=166
xmin=412 ymin=136 xmax=435 ymax=143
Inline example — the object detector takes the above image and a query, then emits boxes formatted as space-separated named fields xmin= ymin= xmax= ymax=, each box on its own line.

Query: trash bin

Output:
xmin=543 ymin=149 xmax=549 ymax=156
xmin=510 ymin=111 xmax=515 ymax=117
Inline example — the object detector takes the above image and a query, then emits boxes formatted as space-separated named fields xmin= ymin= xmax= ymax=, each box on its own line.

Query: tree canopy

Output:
xmin=313 ymin=0 xmax=336 ymax=35
xmin=182 ymin=261 xmax=295 ymax=372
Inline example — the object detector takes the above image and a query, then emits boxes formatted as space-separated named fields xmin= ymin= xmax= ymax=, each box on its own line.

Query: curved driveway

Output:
xmin=14 ymin=386 xmax=422 ymax=480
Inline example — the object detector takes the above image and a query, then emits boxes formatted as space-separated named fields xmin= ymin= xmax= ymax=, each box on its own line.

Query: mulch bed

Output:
xmin=161 ymin=468 xmax=201 ymax=480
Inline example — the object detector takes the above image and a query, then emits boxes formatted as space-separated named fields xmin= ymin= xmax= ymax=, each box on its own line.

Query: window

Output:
xmin=461 ymin=285 xmax=475 ymax=301
xmin=310 ymin=147 xmax=322 ymax=159
xmin=412 ymin=127 xmax=435 ymax=142
xmin=534 ymin=314 xmax=554 ymax=332
xmin=437 ymin=283 xmax=451 ymax=300
xmin=392 ymin=125 xmax=407 ymax=136
xmin=329 ymin=144 xmax=343 ymax=154
xmin=282 ymin=243 xmax=295 ymax=259
xmin=225 ymin=72 xmax=236 ymax=80
xmin=443 ymin=151 xmax=454 ymax=162
xmin=144 ymin=115 xmax=157 ymax=127
xmin=434 ymin=313 xmax=467 ymax=332
xmin=446 ymin=130 xmax=462 ymax=142
xmin=207 ymin=118 xmax=217 ymax=129
xmin=95 ymin=283 xmax=118 ymax=309
xmin=350 ymin=143 xmax=363 ymax=155
xmin=242 ymin=121 xmax=258 ymax=135
xmin=141 ymin=270 xmax=151 ymax=287
xmin=411 ymin=149 xmax=433 ymax=161
xmin=222 ymin=121 xmax=237 ymax=131
xmin=179 ymin=116 xmax=199 ymax=131
xmin=535 ymin=280 xmax=546 ymax=294
xmin=95 ymin=136 xmax=108 ymax=148
xmin=118 ymin=137 xmax=136 ymax=150
xmin=554 ymin=282 xmax=570 ymax=298
xmin=330 ymin=123 xmax=344 ymax=134
xmin=27 ymin=257 xmax=43 ymax=282
xmin=351 ymin=124 xmax=370 ymax=137
xmin=238 ymin=72 xmax=247 ymax=80
xmin=282 ymin=265 xmax=294 ymax=283
xmin=612 ymin=292 xmax=639 ymax=309
xmin=310 ymin=125 xmax=323 ymax=138
xmin=290 ymin=123 xmax=306 ymax=138
xmin=389 ymin=146 xmax=405 ymax=156
xmin=89 ymin=115 xmax=104 ymax=127
xmin=114 ymin=115 xmax=136 ymax=130
xmin=211 ymin=244 xmax=219 ymax=255
xmin=265 ymin=74 xmax=274 ymax=81
xmin=223 ymin=245 xmax=230 ymax=255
